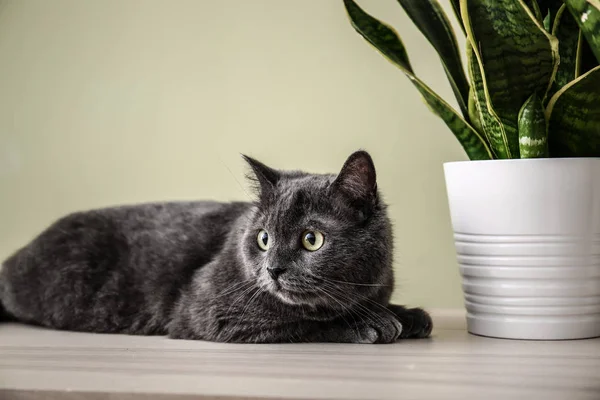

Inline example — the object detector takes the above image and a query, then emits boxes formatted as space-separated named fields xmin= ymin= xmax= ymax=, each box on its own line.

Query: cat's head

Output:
xmin=239 ymin=150 xmax=394 ymax=309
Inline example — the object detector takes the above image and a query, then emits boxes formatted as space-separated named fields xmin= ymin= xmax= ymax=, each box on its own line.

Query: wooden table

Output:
xmin=1 ymin=309 xmax=599 ymax=400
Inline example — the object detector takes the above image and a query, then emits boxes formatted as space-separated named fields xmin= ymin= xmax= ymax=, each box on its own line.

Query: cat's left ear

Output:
xmin=242 ymin=154 xmax=280 ymax=194
xmin=331 ymin=150 xmax=378 ymax=207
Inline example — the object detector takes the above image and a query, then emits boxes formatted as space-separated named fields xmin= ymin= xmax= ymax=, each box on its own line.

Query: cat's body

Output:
xmin=0 ymin=201 xmax=249 ymax=336
xmin=0 ymin=151 xmax=432 ymax=343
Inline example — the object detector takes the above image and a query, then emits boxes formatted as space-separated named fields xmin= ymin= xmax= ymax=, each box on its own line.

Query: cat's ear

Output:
xmin=331 ymin=150 xmax=377 ymax=206
xmin=242 ymin=154 xmax=280 ymax=194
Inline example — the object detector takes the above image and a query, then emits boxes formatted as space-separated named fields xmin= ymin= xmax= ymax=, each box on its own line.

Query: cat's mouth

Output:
xmin=271 ymin=279 xmax=306 ymax=294
xmin=270 ymin=280 xmax=299 ymax=295
xmin=258 ymin=272 xmax=330 ymax=306
xmin=265 ymin=279 xmax=325 ymax=306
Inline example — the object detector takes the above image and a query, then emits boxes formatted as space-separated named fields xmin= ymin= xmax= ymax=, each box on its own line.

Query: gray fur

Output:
xmin=0 ymin=151 xmax=432 ymax=343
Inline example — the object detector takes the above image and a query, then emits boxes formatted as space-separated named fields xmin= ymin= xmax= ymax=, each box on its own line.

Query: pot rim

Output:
xmin=443 ymin=157 xmax=600 ymax=167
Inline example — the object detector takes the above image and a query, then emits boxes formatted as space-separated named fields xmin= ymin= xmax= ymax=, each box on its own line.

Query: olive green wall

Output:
xmin=0 ymin=0 xmax=468 ymax=309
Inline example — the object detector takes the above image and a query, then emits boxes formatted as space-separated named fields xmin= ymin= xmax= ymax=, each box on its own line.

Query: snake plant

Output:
xmin=343 ymin=0 xmax=600 ymax=160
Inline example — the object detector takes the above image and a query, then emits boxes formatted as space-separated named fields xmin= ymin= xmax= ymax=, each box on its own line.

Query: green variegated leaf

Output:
xmin=543 ymin=9 xmax=552 ymax=31
xmin=461 ymin=0 xmax=559 ymax=158
xmin=578 ymin=32 xmax=600 ymax=75
xmin=449 ymin=0 xmax=466 ymax=34
xmin=518 ymin=93 xmax=548 ymax=158
xmin=565 ymin=0 xmax=600 ymax=63
xmin=525 ymin=0 xmax=544 ymax=22
xmin=467 ymin=44 xmax=510 ymax=158
xmin=549 ymin=4 xmax=581 ymax=97
xmin=343 ymin=0 xmax=413 ymax=72
xmin=537 ymin=0 xmax=568 ymax=28
xmin=396 ymin=0 xmax=470 ymax=120
xmin=343 ymin=0 xmax=493 ymax=160
xmin=468 ymin=87 xmax=483 ymax=134
xmin=546 ymin=65 xmax=600 ymax=156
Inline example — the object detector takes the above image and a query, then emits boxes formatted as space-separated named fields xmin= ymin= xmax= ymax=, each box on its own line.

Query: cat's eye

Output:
xmin=301 ymin=230 xmax=324 ymax=251
xmin=257 ymin=229 xmax=269 ymax=251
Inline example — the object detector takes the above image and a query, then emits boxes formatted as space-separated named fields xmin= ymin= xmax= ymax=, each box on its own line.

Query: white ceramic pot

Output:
xmin=443 ymin=158 xmax=600 ymax=340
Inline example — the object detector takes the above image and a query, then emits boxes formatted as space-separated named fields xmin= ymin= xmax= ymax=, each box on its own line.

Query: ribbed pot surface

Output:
xmin=444 ymin=158 xmax=600 ymax=340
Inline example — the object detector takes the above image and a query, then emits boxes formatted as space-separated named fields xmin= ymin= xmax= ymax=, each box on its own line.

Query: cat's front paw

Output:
xmin=388 ymin=305 xmax=433 ymax=339
xmin=353 ymin=312 xmax=403 ymax=344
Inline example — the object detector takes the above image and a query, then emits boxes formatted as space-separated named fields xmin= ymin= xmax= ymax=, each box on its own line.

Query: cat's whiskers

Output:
xmin=303 ymin=269 xmax=389 ymax=288
xmin=314 ymin=286 xmax=360 ymax=338
xmin=328 ymin=292 xmax=378 ymax=325
xmin=223 ymin=282 xmax=259 ymax=322
xmin=317 ymin=284 xmax=374 ymax=334
xmin=290 ymin=271 xmax=380 ymax=314
xmin=228 ymin=286 xmax=264 ymax=342
xmin=321 ymin=282 xmax=389 ymax=326
xmin=213 ymin=279 xmax=255 ymax=300
xmin=339 ymin=285 xmax=399 ymax=320
xmin=310 ymin=269 xmax=396 ymax=321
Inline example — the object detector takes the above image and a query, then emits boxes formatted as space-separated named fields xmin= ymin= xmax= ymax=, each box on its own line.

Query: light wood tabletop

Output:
xmin=1 ymin=309 xmax=599 ymax=400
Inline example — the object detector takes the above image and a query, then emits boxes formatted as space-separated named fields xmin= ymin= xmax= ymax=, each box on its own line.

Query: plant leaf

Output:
xmin=578 ymin=32 xmax=600 ymax=75
xmin=468 ymin=87 xmax=483 ymax=134
xmin=546 ymin=65 xmax=600 ymax=157
xmin=536 ymin=0 xmax=569 ymax=28
xmin=461 ymin=0 xmax=559 ymax=158
xmin=518 ymin=93 xmax=548 ymax=158
xmin=396 ymin=0 xmax=470 ymax=121
xmin=342 ymin=0 xmax=493 ymax=160
xmin=525 ymin=0 xmax=544 ymax=22
xmin=467 ymin=44 xmax=510 ymax=158
xmin=449 ymin=0 xmax=466 ymax=34
xmin=543 ymin=9 xmax=552 ymax=31
xmin=549 ymin=4 xmax=581 ymax=97
xmin=564 ymin=0 xmax=600 ymax=64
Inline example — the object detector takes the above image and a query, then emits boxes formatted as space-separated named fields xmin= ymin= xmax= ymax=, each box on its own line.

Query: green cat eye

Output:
xmin=301 ymin=230 xmax=324 ymax=251
xmin=257 ymin=229 xmax=269 ymax=251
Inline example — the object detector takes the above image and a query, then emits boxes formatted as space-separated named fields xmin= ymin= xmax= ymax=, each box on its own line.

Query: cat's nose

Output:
xmin=267 ymin=266 xmax=287 ymax=280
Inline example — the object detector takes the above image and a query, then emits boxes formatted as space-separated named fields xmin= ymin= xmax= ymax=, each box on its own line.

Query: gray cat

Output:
xmin=0 ymin=150 xmax=432 ymax=343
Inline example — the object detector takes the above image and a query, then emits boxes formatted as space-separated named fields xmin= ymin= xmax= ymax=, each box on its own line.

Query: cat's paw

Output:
xmin=388 ymin=305 xmax=433 ymax=339
xmin=352 ymin=312 xmax=403 ymax=344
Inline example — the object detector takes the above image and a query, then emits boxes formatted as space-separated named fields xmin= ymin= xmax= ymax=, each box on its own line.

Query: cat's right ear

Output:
xmin=242 ymin=154 xmax=280 ymax=194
